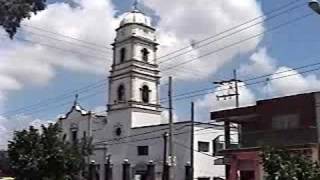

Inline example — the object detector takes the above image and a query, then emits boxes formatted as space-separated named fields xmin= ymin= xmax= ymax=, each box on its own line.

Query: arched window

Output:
xmin=117 ymin=85 xmax=125 ymax=101
xmin=141 ymin=48 xmax=149 ymax=62
xmin=141 ymin=85 xmax=150 ymax=103
xmin=120 ymin=48 xmax=126 ymax=63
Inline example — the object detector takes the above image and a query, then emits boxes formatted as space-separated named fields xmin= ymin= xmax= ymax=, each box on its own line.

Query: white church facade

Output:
xmin=58 ymin=4 xmax=229 ymax=180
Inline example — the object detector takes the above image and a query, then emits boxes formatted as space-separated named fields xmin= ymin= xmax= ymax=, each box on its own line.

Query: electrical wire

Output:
xmin=158 ymin=1 xmax=306 ymax=65
xmin=156 ymin=0 xmax=304 ymax=63
xmin=0 ymin=34 xmax=111 ymax=61
xmin=22 ymin=24 xmax=113 ymax=50
xmin=160 ymin=13 xmax=313 ymax=73
xmin=0 ymin=0 xmax=307 ymax=117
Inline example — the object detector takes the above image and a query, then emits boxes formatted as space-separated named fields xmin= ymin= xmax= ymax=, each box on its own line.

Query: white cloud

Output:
xmin=239 ymin=47 xmax=276 ymax=77
xmin=265 ymin=66 xmax=320 ymax=97
xmin=0 ymin=0 xmax=120 ymax=111
xmin=143 ymin=0 xmax=264 ymax=80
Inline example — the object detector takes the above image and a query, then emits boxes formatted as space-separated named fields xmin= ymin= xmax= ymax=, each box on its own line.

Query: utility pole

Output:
xmin=190 ymin=102 xmax=195 ymax=180
xmin=168 ymin=76 xmax=175 ymax=180
xmin=214 ymin=70 xmax=242 ymax=180
xmin=214 ymin=70 xmax=242 ymax=147
xmin=233 ymin=70 xmax=240 ymax=108
xmin=162 ymin=132 xmax=169 ymax=180
xmin=233 ymin=70 xmax=241 ymax=146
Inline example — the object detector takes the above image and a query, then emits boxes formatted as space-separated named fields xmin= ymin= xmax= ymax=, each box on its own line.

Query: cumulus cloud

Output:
xmin=265 ymin=66 xmax=320 ymax=98
xmin=0 ymin=0 xmax=120 ymax=110
xmin=239 ymin=47 xmax=276 ymax=77
xmin=142 ymin=0 xmax=264 ymax=80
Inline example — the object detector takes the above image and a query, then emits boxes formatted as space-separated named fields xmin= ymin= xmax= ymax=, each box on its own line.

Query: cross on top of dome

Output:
xmin=133 ymin=0 xmax=139 ymax=11
xmin=119 ymin=0 xmax=152 ymax=28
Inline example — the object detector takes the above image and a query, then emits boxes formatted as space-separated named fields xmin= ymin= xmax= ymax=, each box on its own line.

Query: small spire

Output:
xmin=74 ymin=94 xmax=79 ymax=106
xmin=133 ymin=0 xmax=139 ymax=11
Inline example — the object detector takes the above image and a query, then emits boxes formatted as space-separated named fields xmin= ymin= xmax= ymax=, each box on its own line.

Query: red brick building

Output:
xmin=211 ymin=92 xmax=320 ymax=180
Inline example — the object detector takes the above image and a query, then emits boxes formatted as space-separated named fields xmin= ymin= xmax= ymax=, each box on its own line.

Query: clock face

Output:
xmin=113 ymin=123 xmax=123 ymax=137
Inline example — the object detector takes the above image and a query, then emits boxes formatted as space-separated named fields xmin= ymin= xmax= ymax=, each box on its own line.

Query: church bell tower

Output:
xmin=107 ymin=4 xmax=162 ymax=128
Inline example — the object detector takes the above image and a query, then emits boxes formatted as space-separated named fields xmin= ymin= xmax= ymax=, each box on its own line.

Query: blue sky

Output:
xmin=1 ymin=0 xmax=320 ymax=147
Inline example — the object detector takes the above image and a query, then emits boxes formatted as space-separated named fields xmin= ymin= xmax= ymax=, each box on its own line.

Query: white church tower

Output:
xmin=107 ymin=3 xmax=162 ymax=129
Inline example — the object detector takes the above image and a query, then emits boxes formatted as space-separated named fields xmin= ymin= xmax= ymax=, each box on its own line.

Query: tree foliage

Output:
xmin=8 ymin=124 xmax=92 ymax=180
xmin=0 ymin=0 xmax=46 ymax=38
xmin=261 ymin=147 xmax=320 ymax=180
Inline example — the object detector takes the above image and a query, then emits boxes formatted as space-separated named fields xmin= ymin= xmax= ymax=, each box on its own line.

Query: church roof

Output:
xmin=58 ymin=103 xmax=90 ymax=120
xmin=119 ymin=9 xmax=152 ymax=28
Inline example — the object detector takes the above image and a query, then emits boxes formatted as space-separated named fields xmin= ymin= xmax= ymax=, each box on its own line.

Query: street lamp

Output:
xmin=309 ymin=0 xmax=320 ymax=14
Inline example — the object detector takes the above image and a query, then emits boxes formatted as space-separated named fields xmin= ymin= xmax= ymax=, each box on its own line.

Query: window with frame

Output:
xmin=137 ymin=146 xmax=149 ymax=156
xmin=117 ymin=85 xmax=125 ymax=101
xmin=141 ymin=48 xmax=149 ymax=62
xmin=120 ymin=48 xmax=126 ymax=63
xmin=198 ymin=141 xmax=210 ymax=152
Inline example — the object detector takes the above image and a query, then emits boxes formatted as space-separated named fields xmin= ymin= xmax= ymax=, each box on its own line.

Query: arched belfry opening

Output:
xmin=141 ymin=48 xmax=149 ymax=62
xmin=117 ymin=85 xmax=125 ymax=102
xmin=120 ymin=48 xmax=126 ymax=63
xmin=141 ymin=85 xmax=151 ymax=103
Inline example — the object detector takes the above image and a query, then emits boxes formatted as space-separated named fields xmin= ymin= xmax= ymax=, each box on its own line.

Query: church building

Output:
xmin=58 ymin=3 xmax=230 ymax=180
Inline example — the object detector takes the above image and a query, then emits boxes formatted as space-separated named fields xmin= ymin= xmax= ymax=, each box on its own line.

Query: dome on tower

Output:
xmin=120 ymin=9 xmax=152 ymax=27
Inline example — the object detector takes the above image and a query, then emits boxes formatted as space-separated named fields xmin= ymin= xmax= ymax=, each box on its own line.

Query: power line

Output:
xmin=0 ymin=79 xmax=107 ymax=117
xmin=4 ymin=57 xmax=320 ymax=118
xmin=4 ymin=88 xmax=106 ymax=118
xmin=156 ymin=0 xmax=303 ymax=62
xmin=100 ymin=123 xmax=225 ymax=146
xmin=0 ymin=1 xmax=306 ymax=117
xmin=22 ymin=24 xmax=113 ymax=50
xmin=158 ymin=1 xmax=305 ymax=65
xmin=0 ymin=34 xmax=111 ymax=61
xmin=4 ymin=57 xmax=320 ymax=119
xmin=0 ymin=6 xmax=314 ymax=119
xmin=13 ymin=0 xmax=304 ymax=68
xmin=160 ymin=13 xmax=313 ymax=73
xmin=163 ymin=64 xmax=320 ymax=103
xmin=22 ymin=29 xmax=113 ymax=55
xmin=174 ymin=141 xmax=216 ymax=159
xmin=242 ymin=61 xmax=320 ymax=82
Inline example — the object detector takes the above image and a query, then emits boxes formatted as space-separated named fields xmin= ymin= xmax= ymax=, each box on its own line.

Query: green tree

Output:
xmin=8 ymin=123 xmax=92 ymax=180
xmin=0 ymin=0 xmax=46 ymax=38
xmin=261 ymin=147 xmax=320 ymax=180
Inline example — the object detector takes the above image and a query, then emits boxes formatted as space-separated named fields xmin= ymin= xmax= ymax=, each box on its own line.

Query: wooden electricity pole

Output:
xmin=190 ymin=102 xmax=195 ymax=180
xmin=168 ymin=76 xmax=175 ymax=180
xmin=162 ymin=132 xmax=169 ymax=180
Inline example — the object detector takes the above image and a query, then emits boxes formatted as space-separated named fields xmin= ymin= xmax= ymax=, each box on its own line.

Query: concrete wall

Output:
xmin=225 ymin=93 xmax=320 ymax=148
xmin=90 ymin=122 xmax=226 ymax=180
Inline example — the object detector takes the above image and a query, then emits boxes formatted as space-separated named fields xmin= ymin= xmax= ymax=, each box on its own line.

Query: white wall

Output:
xmin=90 ymin=122 xmax=226 ymax=180
xmin=193 ymin=126 xmax=225 ymax=179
